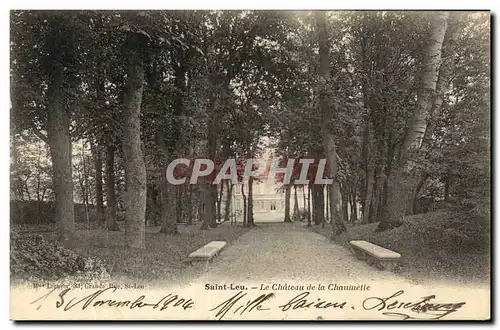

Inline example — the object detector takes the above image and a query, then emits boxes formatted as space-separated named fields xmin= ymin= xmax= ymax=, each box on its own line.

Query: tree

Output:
xmin=315 ymin=11 xmax=346 ymax=235
xmin=105 ymin=145 xmax=120 ymax=230
xmin=10 ymin=12 xmax=87 ymax=240
xmin=284 ymin=184 xmax=292 ymax=223
xmin=121 ymin=31 xmax=148 ymax=249
xmin=380 ymin=12 xmax=449 ymax=231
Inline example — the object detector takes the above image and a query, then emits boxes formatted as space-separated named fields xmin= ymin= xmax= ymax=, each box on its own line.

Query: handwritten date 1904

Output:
xmin=30 ymin=287 xmax=194 ymax=312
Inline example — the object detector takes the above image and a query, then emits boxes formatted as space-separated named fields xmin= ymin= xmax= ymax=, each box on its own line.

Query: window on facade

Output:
xmin=270 ymin=202 xmax=276 ymax=211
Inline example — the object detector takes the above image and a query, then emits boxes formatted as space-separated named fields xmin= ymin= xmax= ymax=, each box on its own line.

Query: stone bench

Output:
xmin=349 ymin=240 xmax=401 ymax=271
xmin=188 ymin=241 xmax=227 ymax=262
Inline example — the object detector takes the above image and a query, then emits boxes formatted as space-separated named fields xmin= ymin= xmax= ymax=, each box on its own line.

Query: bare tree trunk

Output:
xmin=46 ymin=64 xmax=74 ymax=241
xmin=159 ymin=169 xmax=178 ymax=234
xmin=363 ymin=168 xmax=374 ymax=224
xmin=324 ymin=185 xmax=329 ymax=226
xmin=176 ymin=185 xmax=183 ymax=223
xmin=121 ymin=33 xmax=147 ymax=248
xmin=197 ymin=187 xmax=204 ymax=223
xmin=105 ymin=145 xmax=120 ymax=231
xmin=302 ymin=185 xmax=306 ymax=219
xmin=370 ymin=168 xmax=383 ymax=223
xmin=293 ymin=185 xmax=299 ymax=221
xmin=330 ymin=181 xmax=344 ymax=233
xmin=413 ymin=174 xmax=429 ymax=214
xmin=35 ymin=141 xmax=43 ymax=224
xmin=423 ymin=16 xmax=462 ymax=150
xmin=241 ymin=183 xmax=247 ymax=227
xmin=224 ymin=181 xmax=233 ymax=223
xmin=341 ymin=186 xmax=349 ymax=224
xmin=247 ymin=176 xmax=254 ymax=226
xmin=146 ymin=183 xmax=156 ymax=226
xmin=209 ymin=184 xmax=218 ymax=228
xmin=381 ymin=12 xmax=449 ymax=231
xmin=187 ymin=184 xmax=193 ymax=225
xmin=80 ymin=140 xmax=90 ymax=226
xmin=307 ymin=184 xmax=312 ymax=227
xmin=312 ymin=184 xmax=324 ymax=226
xmin=284 ymin=184 xmax=292 ymax=222
xmin=200 ymin=182 xmax=211 ymax=230
xmin=91 ymin=141 xmax=105 ymax=223
xmin=350 ymin=189 xmax=358 ymax=224
xmin=207 ymin=112 xmax=218 ymax=228
xmin=217 ymin=180 xmax=224 ymax=222
xmin=315 ymin=11 xmax=345 ymax=235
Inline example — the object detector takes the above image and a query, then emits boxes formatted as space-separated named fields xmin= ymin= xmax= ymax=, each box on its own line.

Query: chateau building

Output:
xmin=232 ymin=179 xmax=307 ymax=222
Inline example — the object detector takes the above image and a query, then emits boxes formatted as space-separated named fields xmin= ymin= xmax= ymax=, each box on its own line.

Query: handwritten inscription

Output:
xmin=278 ymin=291 xmax=346 ymax=311
xmin=362 ymin=290 xmax=466 ymax=320
xmin=209 ymin=291 xmax=347 ymax=320
xmin=29 ymin=287 xmax=467 ymax=320
xmin=30 ymin=287 xmax=194 ymax=312
xmin=209 ymin=291 xmax=274 ymax=320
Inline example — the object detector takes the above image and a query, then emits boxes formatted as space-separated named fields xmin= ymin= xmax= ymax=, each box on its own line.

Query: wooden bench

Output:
xmin=349 ymin=240 xmax=401 ymax=271
xmin=188 ymin=241 xmax=227 ymax=263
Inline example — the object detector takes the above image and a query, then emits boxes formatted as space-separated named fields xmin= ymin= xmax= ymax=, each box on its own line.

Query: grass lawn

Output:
xmin=309 ymin=210 xmax=490 ymax=286
xmin=30 ymin=223 xmax=250 ymax=285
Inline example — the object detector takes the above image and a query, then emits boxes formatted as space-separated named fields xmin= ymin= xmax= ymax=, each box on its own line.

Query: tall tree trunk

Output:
xmin=284 ymin=184 xmax=292 ymax=222
xmin=370 ymin=169 xmax=384 ymax=223
xmin=307 ymin=184 xmax=312 ymax=227
xmin=350 ymin=189 xmax=358 ymax=224
xmin=380 ymin=125 xmax=395 ymax=218
xmin=92 ymin=69 xmax=106 ymax=224
xmin=247 ymin=176 xmax=254 ymax=226
xmin=91 ymin=141 xmax=105 ymax=223
xmin=80 ymin=140 xmax=90 ymax=226
xmin=146 ymin=183 xmax=157 ymax=226
xmin=323 ymin=185 xmax=330 ymax=227
xmin=302 ymin=185 xmax=306 ymax=220
xmin=46 ymin=64 xmax=74 ymax=241
xmin=360 ymin=114 xmax=370 ymax=213
xmin=312 ymin=184 xmax=324 ymax=226
xmin=209 ymin=184 xmax=218 ymax=228
xmin=224 ymin=181 xmax=233 ymax=223
xmin=363 ymin=168 xmax=374 ymax=224
xmin=200 ymin=182 xmax=211 ymax=230
xmin=175 ymin=185 xmax=183 ymax=223
xmin=325 ymin=185 xmax=329 ymax=225
xmin=413 ymin=175 xmax=427 ymax=214
xmin=422 ymin=16 xmax=462 ymax=150
xmin=197 ymin=187 xmax=204 ymax=223
xmin=241 ymin=184 xmax=247 ymax=227
xmin=293 ymin=185 xmax=299 ymax=221
xmin=217 ymin=181 xmax=224 ymax=222
xmin=381 ymin=12 xmax=449 ymax=231
xmin=105 ymin=145 xmax=120 ymax=231
xmin=207 ymin=107 xmax=218 ymax=228
xmin=187 ymin=184 xmax=193 ymax=225
xmin=315 ymin=11 xmax=345 ymax=235
xmin=341 ymin=185 xmax=349 ymax=224
xmin=159 ymin=169 xmax=178 ymax=234
xmin=371 ymin=166 xmax=386 ymax=222
xmin=121 ymin=33 xmax=147 ymax=248
xmin=35 ymin=142 xmax=43 ymax=224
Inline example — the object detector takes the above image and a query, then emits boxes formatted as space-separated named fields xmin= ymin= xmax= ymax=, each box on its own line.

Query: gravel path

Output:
xmin=187 ymin=222 xmax=411 ymax=286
